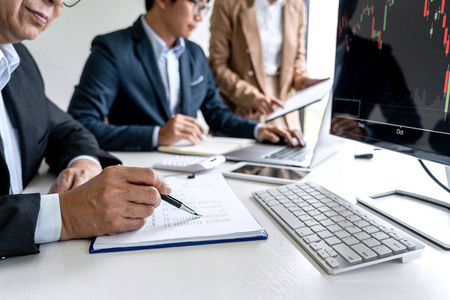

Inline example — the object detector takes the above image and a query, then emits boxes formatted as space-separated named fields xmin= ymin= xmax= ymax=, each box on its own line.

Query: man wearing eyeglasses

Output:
xmin=0 ymin=0 xmax=170 ymax=258
xmin=68 ymin=0 xmax=305 ymax=152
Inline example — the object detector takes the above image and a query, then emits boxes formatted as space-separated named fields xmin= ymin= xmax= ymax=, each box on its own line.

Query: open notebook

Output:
xmin=157 ymin=136 xmax=255 ymax=156
xmin=89 ymin=172 xmax=267 ymax=253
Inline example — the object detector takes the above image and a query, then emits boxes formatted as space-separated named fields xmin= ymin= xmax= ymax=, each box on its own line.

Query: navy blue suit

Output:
xmin=68 ymin=17 xmax=258 ymax=151
xmin=0 ymin=44 xmax=119 ymax=257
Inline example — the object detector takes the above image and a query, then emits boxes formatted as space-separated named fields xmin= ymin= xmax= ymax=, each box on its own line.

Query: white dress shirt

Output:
xmin=140 ymin=16 xmax=263 ymax=142
xmin=254 ymin=0 xmax=284 ymax=76
xmin=141 ymin=16 xmax=186 ymax=146
xmin=0 ymin=44 xmax=99 ymax=244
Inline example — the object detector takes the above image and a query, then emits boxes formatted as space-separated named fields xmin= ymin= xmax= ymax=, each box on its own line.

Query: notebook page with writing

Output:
xmin=90 ymin=172 xmax=266 ymax=253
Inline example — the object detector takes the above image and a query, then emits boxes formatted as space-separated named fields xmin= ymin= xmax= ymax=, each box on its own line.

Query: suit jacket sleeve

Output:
xmin=0 ymin=194 xmax=41 ymax=257
xmin=0 ymin=43 xmax=120 ymax=258
xmin=68 ymin=36 xmax=157 ymax=151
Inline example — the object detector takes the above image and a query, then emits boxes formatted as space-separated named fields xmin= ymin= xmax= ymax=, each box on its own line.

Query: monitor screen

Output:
xmin=332 ymin=0 xmax=450 ymax=166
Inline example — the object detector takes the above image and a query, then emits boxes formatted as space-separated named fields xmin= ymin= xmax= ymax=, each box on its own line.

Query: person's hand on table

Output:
xmin=158 ymin=114 xmax=206 ymax=146
xmin=257 ymin=124 xmax=306 ymax=147
xmin=59 ymin=166 xmax=170 ymax=240
xmin=49 ymin=159 xmax=102 ymax=194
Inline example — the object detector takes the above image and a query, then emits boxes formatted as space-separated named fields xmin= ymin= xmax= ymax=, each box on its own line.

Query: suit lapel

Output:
xmin=132 ymin=21 xmax=172 ymax=120
xmin=0 ymin=132 xmax=9 ymax=195
xmin=279 ymin=0 xmax=297 ymax=97
xmin=240 ymin=0 xmax=267 ymax=95
xmin=179 ymin=49 xmax=193 ymax=116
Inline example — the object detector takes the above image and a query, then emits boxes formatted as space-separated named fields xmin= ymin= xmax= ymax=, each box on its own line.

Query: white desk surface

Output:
xmin=1 ymin=141 xmax=449 ymax=300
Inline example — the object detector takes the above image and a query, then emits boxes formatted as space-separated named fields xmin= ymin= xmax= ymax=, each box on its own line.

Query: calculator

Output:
xmin=152 ymin=155 xmax=226 ymax=173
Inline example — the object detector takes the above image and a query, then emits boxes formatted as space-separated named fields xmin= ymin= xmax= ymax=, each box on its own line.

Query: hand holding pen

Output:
xmin=161 ymin=194 xmax=202 ymax=216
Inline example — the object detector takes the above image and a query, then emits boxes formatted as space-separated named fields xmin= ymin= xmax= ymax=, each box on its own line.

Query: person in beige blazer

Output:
xmin=209 ymin=0 xmax=323 ymax=133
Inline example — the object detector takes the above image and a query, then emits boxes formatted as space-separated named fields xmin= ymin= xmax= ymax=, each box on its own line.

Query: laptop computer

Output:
xmin=225 ymin=93 xmax=342 ymax=168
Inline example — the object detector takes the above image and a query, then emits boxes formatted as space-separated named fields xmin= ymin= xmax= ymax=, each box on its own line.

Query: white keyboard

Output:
xmin=153 ymin=155 xmax=226 ymax=173
xmin=252 ymin=181 xmax=425 ymax=274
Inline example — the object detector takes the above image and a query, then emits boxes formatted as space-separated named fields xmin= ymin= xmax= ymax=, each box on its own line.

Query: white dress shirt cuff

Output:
xmin=67 ymin=155 xmax=101 ymax=168
xmin=153 ymin=126 xmax=161 ymax=148
xmin=35 ymin=193 xmax=61 ymax=244
xmin=254 ymin=123 xmax=265 ymax=142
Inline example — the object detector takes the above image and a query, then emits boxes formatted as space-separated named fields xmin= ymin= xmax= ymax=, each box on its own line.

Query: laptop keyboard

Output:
xmin=252 ymin=181 xmax=425 ymax=274
xmin=264 ymin=146 xmax=307 ymax=161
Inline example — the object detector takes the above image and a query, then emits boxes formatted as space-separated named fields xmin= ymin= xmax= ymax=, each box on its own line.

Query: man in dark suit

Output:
xmin=0 ymin=0 xmax=169 ymax=258
xmin=68 ymin=0 xmax=304 ymax=151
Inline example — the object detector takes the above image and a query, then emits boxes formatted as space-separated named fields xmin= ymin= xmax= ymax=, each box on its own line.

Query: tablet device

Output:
xmin=222 ymin=162 xmax=310 ymax=184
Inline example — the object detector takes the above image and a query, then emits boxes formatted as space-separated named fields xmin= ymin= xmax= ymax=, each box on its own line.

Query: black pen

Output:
xmin=161 ymin=194 xmax=202 ymax=216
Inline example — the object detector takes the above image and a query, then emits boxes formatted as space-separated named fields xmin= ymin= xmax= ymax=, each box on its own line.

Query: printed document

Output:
xmin=90 ymin=172 xmax=266 ymax=252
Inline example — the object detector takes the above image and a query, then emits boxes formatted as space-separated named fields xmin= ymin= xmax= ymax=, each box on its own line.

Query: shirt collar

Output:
xmin=0 ymin=44 xmax=20 ymax=91
xmin=140 ymin=15 xmax=185 ymax=59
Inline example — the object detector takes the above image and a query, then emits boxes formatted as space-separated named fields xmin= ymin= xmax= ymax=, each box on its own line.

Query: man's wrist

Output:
xmin=254 ymin=123 xmax=265 ymax=142
xmin=67 ymin=155 xmax=100 ymax=168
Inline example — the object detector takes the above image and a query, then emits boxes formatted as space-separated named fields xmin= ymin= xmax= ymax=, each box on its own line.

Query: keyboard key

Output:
xmin=331 ymin=216 xmax=345 ymax=223
xmin=340 ymin=210 xmax=353 ymax=217
xmin=313 ymin=214 xmax=328 ymax=222
xmin=372 ymin=232 xmax=389 ymax=241
xmin=266 ymin=200 xmax=280 ymax=207
xmin=337 ymin=220 xmax=353 ymax=228
xmin=372 ymin=245 xmax=392 ymax=257
xmin=324 ymin=236 xmax=341 ymax=246
xmin=272 ymin=205 xmax=304 ymax=230
xmin=295 ymin=227 xmax=313 ymax=237
xmin=334 ymin=230 xmax=350 ymax=239
xmin=318 ymin=230 xmax=333 ymax=239
xmin=351 ymin=244 xmax=377 ymax=260
xmin=310 ymin=225 xmax=326 ymax=233
xmin=346 ymin=215 xmax=362 ymax=222
xmin=345 ymin=226 xmax=362 ymax=235
xmin=362 ymin=238 xmax=381 ymax=248
xmin=353 ymin=232 xmax=371 ymax=241
xmin=325 ymin=257 xmax=340 ymax=268
xmin=325 ymin=247 xmax=338 ymax=257
xmin=320 ymin=219 xmax=335 ymax=227
xmin=381 ymin=238 xmax=407 ymax=253
xmin=304 ymin=234 xmax=321 ymax=243
xmin=326 ymin=224 xmax=342 ymax=233
xmin=317 ymin=249 xmax=329 ymax=259
xmin=333 ymin=243 xmax=363 ymax=264
xmin=399 ymin=239 xmax=416 ymax=250
xmin=310 ymin=242 xmax=322 ymax=251
xmin=353 ymin=220 xmax=370 ymax=228
xmin=304 ymin=219 xmax=319 ymax=227
xmin=342 ymin=236 xmax=359 ymax=246
xmin=388 ymin=232 xmax=403 ymax=240
xmin=362 ymin=226 xmax=379 ymax=234
xmin=378 ymin=225 xmax=395 ymax=234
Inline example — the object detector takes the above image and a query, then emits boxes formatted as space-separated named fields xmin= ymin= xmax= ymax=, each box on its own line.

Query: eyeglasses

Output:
xmin=64 ymin=0 xmax=81 ymax=8
xmin=186 ymin=0 xmax=211 ymax=17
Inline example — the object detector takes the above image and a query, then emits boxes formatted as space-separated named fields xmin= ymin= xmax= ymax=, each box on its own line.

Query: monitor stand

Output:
xmin=356 ymin=165 xmax=450 ymax=250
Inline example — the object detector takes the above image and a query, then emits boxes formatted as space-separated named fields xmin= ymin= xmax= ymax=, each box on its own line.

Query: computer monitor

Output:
xmin=332 ymin=0 xmax=450 ymax=249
